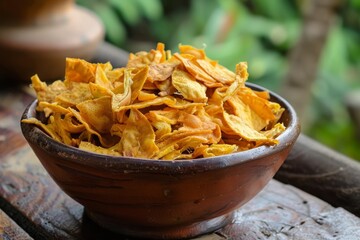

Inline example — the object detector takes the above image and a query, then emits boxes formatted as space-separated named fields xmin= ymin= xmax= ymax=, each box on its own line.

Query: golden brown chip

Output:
xmin=76 ymin=96 xmax=113 ymax=133
xmin=118 ymin=109 xmax=159 ymax=158
xmin=22 ymin=116 xmax=62 ymax=142
xmin=238 ymin=87 xmax=277 ymax=121
xmin=31 ymin=75 xmax=67 ymax=104
xmin=155 ymin=129 xmax=212 ymax=159
xmin=148 ymin=61 xmax=179 ymax=82
xmin=112 ymin=69 xmax=132 ymax=122
xmin=37 ymin=101 xmax=70 ymax=117
xmin=79 ymin=141 xmax=120 ymax=156
xmin=65 ymin=58 xmax=97 ymax=83
xmin=196 ymin=59 xmax=234 ymax=84
xmin=130 ymin=66 xmax=149 ymax=103
xmin=194 ymin=144 xmax=238 ymax=158
xmin=179 ymin=44 xmax=206 ymax=59
xmin=69 ymin=108 xmax=119 ymax=148
xmin=171 ymin=68 xmax=208 ymax=103
xmin=173 ymin=53 xmax=222 ymax=88
xmin=55 ymin=82 xmax=93 ymax=108
xmin=137 ymin=91 xmax=157 ymax=101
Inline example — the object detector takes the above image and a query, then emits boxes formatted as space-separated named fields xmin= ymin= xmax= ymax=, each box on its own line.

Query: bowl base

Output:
xmin=85 ymin=209 xmax=234 ymax=239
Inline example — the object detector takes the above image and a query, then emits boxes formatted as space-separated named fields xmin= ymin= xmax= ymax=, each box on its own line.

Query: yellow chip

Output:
xmin=118 ymin=109 xmax=159 ymax=158
xmin=65 ymin=58 xmax=97 ymax=83
xmin=171 ymin=69 xmax=208 ymax=103
xmin=76 ymin=96 xmax=113 ymax=133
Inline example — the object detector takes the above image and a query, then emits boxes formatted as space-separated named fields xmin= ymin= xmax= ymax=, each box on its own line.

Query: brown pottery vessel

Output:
xmin=0 ymin=0 xmax=104 ymax=82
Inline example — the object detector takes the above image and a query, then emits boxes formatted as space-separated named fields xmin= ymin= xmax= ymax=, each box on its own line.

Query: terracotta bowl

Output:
xmin=21 ymin=83 xmax=300 ymax=239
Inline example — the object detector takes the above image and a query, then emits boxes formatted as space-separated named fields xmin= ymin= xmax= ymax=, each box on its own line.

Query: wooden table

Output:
xmin=1 ymin=43 xmax=360 ymax=240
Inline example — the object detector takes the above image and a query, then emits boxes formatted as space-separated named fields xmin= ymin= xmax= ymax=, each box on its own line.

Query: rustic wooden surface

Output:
xmin=1 ymin=75 xmax=360 ymax=239
xmin=276 ymin=134 xmax=360 ymax=217
xmin=0 ymin=209 xmax=33 ymax=240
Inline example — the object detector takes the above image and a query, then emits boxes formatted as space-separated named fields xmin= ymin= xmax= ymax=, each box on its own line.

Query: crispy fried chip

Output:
xmin=119 ymin=109 xmax=159 ymax=158
xmin=76 ymin=96 xmax=113 ymax=133
xmin=171 ymin=69 xmax=208 ymax=103
xmin=23 ymin=43 xmax=286 ymax=160
xmin=65 ymin=58 xmax=97 ymax=83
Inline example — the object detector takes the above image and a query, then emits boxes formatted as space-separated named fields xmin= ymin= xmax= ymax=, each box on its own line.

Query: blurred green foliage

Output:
xmin=77 ymin=0 xmax=163 ymax=46
xmin=77 ymin=0 xmax=360 ymax=160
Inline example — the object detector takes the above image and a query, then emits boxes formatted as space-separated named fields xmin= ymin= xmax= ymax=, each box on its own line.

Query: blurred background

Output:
xmin=76 ymin=0 xmax=360 ymax=161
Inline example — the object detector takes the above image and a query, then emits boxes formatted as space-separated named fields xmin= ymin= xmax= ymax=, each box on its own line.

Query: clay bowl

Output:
xmin=21 ymin=83 xmax=300 ymax=239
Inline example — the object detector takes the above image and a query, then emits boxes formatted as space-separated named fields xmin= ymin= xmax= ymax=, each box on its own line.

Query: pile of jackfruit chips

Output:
xmin=22 ymin=43 xmax=285 ymax=160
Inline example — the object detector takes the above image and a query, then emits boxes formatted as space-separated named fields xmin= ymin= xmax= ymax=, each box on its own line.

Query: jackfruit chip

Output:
xmin=173 ymin=53 xmax=222 ymax=88
xmin=112 ymin=69 xmax=132 ymax=113
xmin=156 ymin=42 xmax=167 ymax=63
xmin=22 ymin=116 xmax=62 ymax=142
xmin=155 ymin=129 xmax=213 ymax=159
xmin=65 ymin=58 xmax=97 ymax=83
xmin=94 ymin=64 xmax=114 ymax=92
xmin=55 ymin=82 xmax=93 ymax=108
xmin=60 ymin=112 xmax=86 ymax=133
xmin=79 ymin=141 xmax=120 ymax=156
xmin=118 ymin=109 xmax=159 ymax=158
xmin=262 ymin=123 xmax=286 ymax=140
xmin=155 ymin=79 xmax=176 ymax=97
xmin=130 ymin=66 xmax=149 ymax=103
xmin=226 ymin=96 xmax=269 ymax=131
xmin=52 ymin=113 xmax=73 ymax=145
xmin=138 ymin=91 xmax=157 ymax=101
xmin=171 ymin=69 xmax=208 ymax=102
xmin=179 ymin=44 xmax=206 ymax=59
xmin=115 ymin=96 xmax=176 ymax=112
xmin=161 ymin=136 xmax=209 ymax=160
xmin=106 ymin=68 xmax=124 ymax=86
xmin=37 ymin=101 xmax=70 ymax=117
xmin=238 ymin=88 xmax=277 ymax=121
xmin=148 ymin=61 xmax=179 ymax=82
xmin=31 ymin=75 xmax=67 ymax=103
xmin=89 ymin=82 xmax=113 ymax=98
xmin=223 ymin=111 xmax=269 ymax=142
xmin=76 ymin=96 xmax=113 ymax=133
xmin=196 ymin=59 xmax=234 ymax=84
xmin=69 ymin=108 xmax=119 ymax=148
xmin=194 ymin=144 xmax=238 ymax=158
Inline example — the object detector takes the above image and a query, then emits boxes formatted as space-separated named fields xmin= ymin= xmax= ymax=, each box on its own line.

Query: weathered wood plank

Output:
xmin=276 ymin=134 xmax=360 ymax=217
xmin=0 ymin=209 xmax=33 ymax=240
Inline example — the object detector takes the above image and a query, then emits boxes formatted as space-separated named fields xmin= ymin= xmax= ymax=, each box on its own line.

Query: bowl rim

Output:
xmin=21 ymin=82 xmax=301 ymax=174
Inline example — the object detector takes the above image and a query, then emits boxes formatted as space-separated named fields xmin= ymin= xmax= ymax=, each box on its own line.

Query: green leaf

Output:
xmin=134 ymin=0 xmax=163 ymax=20
xmin=320 ymin=23 xmax=348 ymax=75
xmin=203 ymin=8 xmax=227 ymax=44
xmin=190 ymin=0 xmax=219 ymax=33
xmin=250 ymin=0 xmax=297 ymax=20
xmin=350 ymin=0 xmax=360 ymax=9
xmin=109 ymin=0 xmax=141 ymax=26
xmin=344 ymin=29 xmax=360 ymax=64
xmin=92 ymin=3 xmax=126 ymax=46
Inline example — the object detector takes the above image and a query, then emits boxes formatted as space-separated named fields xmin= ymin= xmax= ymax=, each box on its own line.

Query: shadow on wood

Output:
xmin=276 ymin=134 xmax=360 ymax=217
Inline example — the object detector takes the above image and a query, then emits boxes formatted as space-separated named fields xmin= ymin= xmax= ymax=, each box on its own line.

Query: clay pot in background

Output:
xmin=0 ymin=0 xmax=104 ymax=82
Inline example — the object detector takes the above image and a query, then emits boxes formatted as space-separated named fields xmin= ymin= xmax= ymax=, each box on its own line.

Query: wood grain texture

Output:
xmin=276 ymin=134 xmax=360 ymax=217
xmin=0 ymin=209 xmax=33 ymax=240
